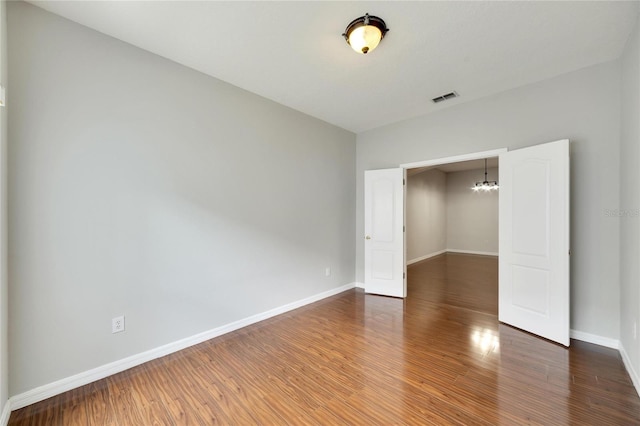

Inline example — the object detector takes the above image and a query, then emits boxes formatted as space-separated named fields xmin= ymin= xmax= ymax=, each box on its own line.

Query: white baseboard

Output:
xmin=570 ymin=329 xmax=619 ymax=349
xmin=355 ymin=282 xmax=364 ymax=289
xmin=9 ymin=282 xmax=356 ymax=411
xmin=446 ymin=249 xmax=499 ymax=257
xmin=407 ymin=249 xmax=499 ymax=266
xmin=407 ymin=250 xmax=446 ymax=265
xmin=619 ymin=343 xmax=640 ymax=397
xmin=553 ymin=331 xmax=639 ymax=396
xmin=0 ymin=400 xmax=10 ymax=426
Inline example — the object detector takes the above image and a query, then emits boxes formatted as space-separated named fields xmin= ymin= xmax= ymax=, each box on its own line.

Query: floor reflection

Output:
xmin=471 ymin=326 xmax=500 ymax=354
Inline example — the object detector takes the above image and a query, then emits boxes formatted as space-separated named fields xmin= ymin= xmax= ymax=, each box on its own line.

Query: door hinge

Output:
xmin=403 ymin=272 xmax=406 ymax=279
xmin=403 ymin=179 xmax=405 ymax=185
xmin=403 ymin=226 xmax=405 ymax=232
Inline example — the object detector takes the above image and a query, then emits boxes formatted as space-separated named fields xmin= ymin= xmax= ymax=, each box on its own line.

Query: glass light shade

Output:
xmin=472 ymin=182 xmax=499 ymax=192
xmin=348 ymin=25 xmax=382 ymax=54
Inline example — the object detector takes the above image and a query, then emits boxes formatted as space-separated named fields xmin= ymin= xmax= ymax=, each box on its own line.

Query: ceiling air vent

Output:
xmin=432 ymin=91 xmax=459 ymax=104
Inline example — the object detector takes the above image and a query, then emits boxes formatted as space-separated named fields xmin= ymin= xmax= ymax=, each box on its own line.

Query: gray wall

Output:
xmin=406 ymin=169 xmax=446 ymax=262
xmin=620 ymin=16 xmax=640 ymax=381
xmin=356 ymin=60 xmax=621 ymax=339
xmin=0 ymin=0 xmax=7 ymax=413
xmin=8 ymin=2 xmax=355 ymax=395
xmin=446 ymin=168 xmax=499 ymax=254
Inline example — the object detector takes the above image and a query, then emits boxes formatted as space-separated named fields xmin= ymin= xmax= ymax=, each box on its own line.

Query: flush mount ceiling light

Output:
xmin=472 ymin=159 xmax=499 ymax=192
xmin=342 ymin=13 xmax=389 ymax=54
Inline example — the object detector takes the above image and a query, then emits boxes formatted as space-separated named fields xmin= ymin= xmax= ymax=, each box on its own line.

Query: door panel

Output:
xmin=499 ymin=139 xmax=570 ymax=346
xmin=364 ymin=168 xmax=405 ymax=298
xmin=512 ymin=160 xmax=550 ymax=256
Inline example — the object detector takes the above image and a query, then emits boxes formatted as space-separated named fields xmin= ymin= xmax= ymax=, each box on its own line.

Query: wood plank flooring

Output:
xmin=10 ymin=253 xmax=640 ymax=425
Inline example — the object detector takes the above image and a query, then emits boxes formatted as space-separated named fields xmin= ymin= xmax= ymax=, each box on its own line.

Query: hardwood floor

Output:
xmin=10 ymin=253 xmax=640 ymax=425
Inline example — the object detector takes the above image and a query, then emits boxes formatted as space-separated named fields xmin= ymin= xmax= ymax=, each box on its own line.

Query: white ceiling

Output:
xmin=28 ymin=1 xmax=639 ymax=133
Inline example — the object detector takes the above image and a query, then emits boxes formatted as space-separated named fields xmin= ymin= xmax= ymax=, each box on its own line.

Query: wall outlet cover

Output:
xmin=112 ymin=315 xmax=125 ymax=334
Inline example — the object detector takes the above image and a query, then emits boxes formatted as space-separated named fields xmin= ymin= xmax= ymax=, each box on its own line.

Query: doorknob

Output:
xmin=365 ymin=235 xmax=371 ymax=240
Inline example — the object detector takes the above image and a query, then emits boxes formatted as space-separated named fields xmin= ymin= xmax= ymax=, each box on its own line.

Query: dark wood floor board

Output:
xmin=9 ymin=253 xmax=640 ymax=425
xmin=60 ymin=388 xmax=90 ymax=426
xmin=83 ymin=381 xmax=117 ymax=426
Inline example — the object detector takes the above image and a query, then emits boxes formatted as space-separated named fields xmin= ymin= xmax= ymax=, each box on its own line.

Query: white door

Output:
xmin=499 ymin=139 xmax=570 ymax=346
xmin=364 ymin=168 xmax=406 ymax=298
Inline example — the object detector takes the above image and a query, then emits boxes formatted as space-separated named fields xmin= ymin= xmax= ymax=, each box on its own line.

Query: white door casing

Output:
xmin=364 ymin=168 xmax=406 ymax=298
xmin=499 ymin=139 xmax=570 ymax=346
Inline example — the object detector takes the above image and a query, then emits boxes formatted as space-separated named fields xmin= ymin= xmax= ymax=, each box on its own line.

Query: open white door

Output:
xmin=364 ymin=168 xmax=406 ymax=298
xmin=499 ymin=139 xmax=570 ymax=346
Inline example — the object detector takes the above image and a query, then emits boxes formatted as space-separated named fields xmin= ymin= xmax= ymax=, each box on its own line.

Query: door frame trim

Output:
xmin=400 ymin=148 xmax=508 ymax=170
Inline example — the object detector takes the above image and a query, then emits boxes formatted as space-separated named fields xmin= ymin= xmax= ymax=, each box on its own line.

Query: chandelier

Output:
xmin=472 ymin=159 xmax=499 ymax=192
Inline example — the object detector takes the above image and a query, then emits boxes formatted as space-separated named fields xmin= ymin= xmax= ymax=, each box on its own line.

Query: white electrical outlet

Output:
xmin=325 ymin=267 xmax=331 ymax=277
xmin=112 ymin=315 xmax=125 ymax=334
